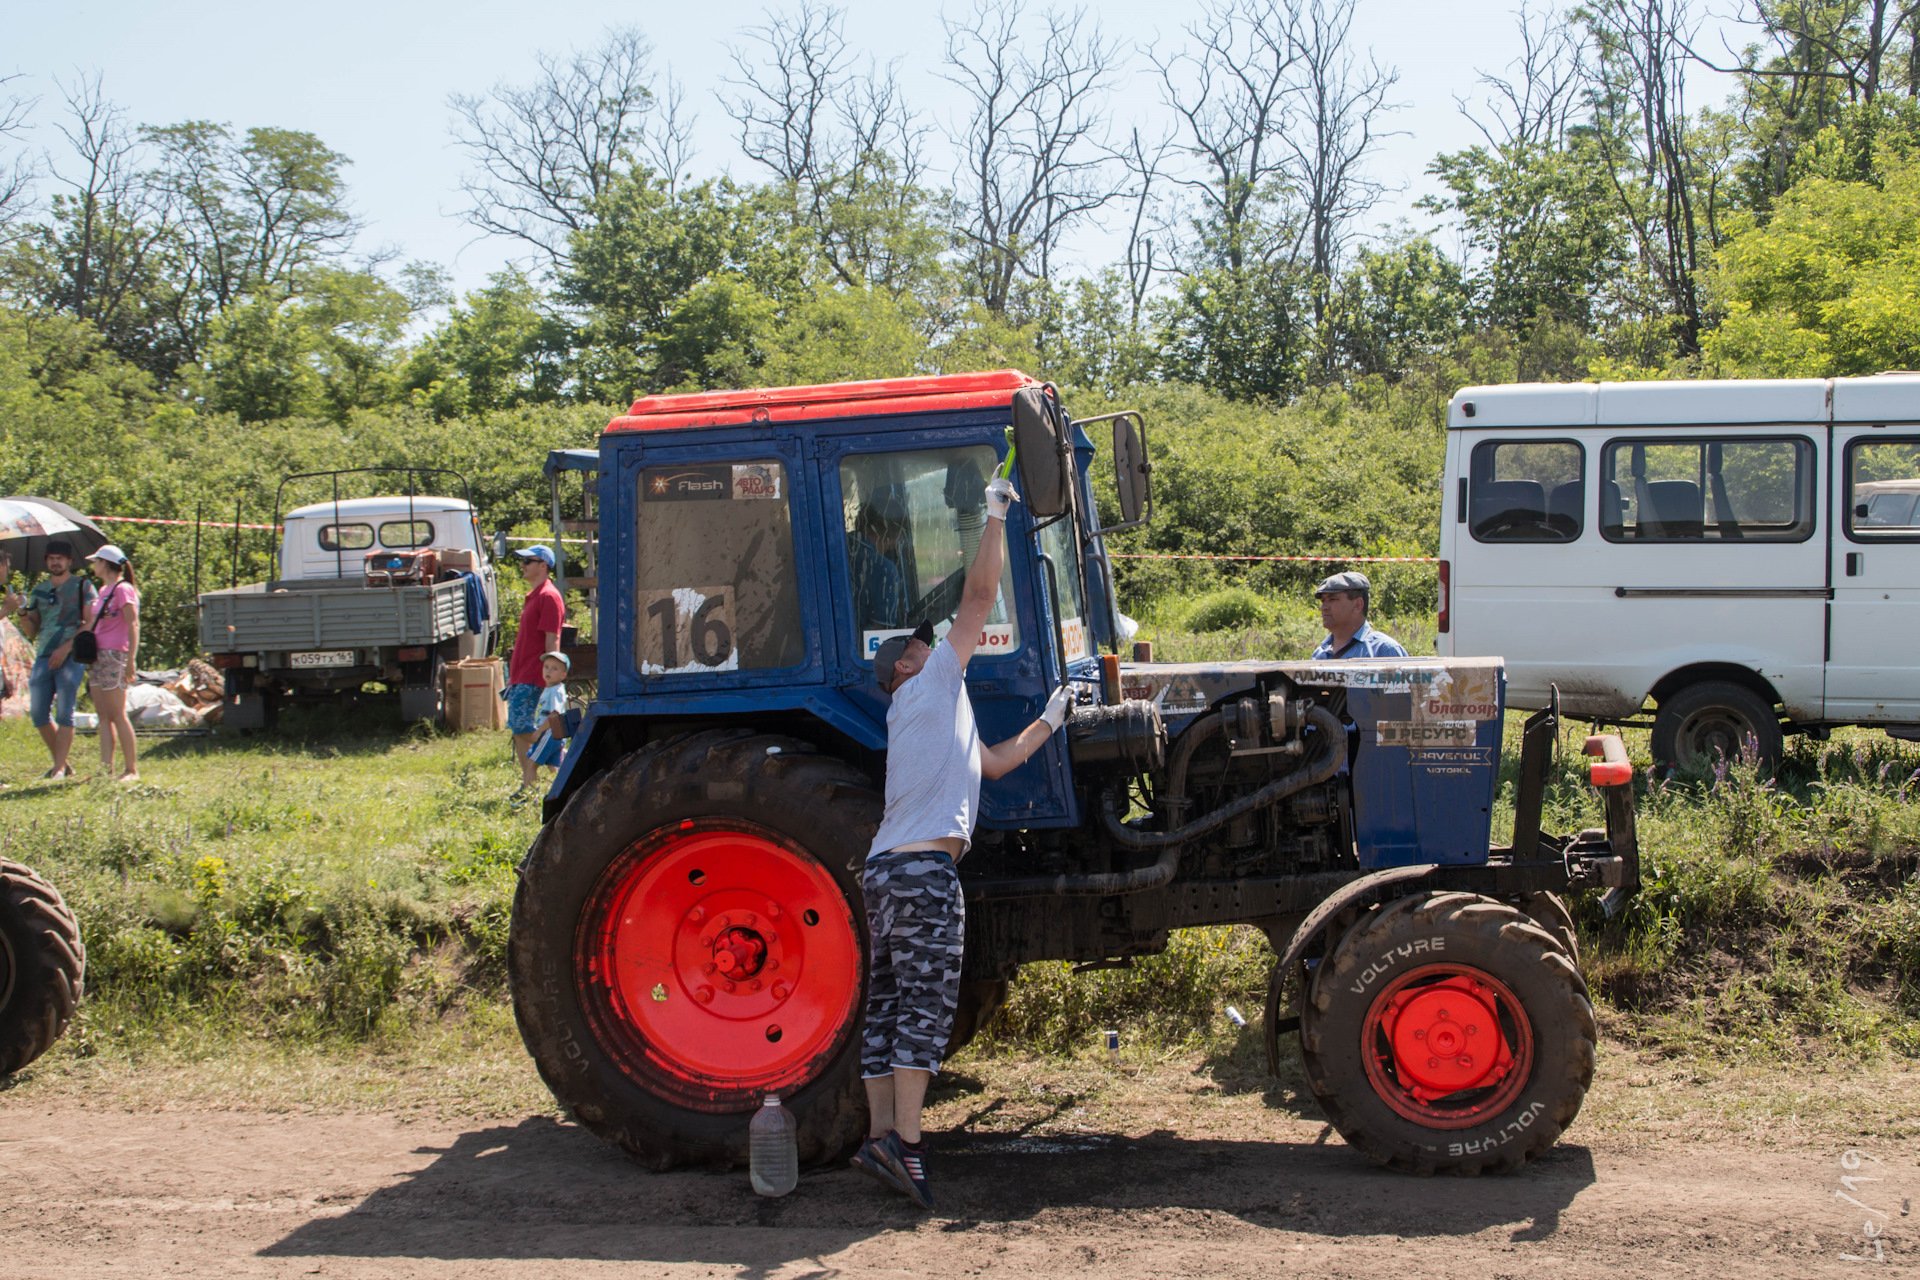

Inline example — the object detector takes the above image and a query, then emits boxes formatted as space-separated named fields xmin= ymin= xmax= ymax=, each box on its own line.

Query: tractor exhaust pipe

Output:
xmin=967 ymin=706 xmax=1344 ymax=901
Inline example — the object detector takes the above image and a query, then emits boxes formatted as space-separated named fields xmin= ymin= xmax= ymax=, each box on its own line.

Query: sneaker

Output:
xmin=872 ymin=1130 xmax=934 ymax=1210
xmin=850 ymin=1136 xmax=910 ymax=1197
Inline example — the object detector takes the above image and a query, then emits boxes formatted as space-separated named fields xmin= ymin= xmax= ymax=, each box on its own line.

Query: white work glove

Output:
xmin=984 ymin=477 xmax=1020 ymax=521
xmin=1041 ymin=684 xmax=1073 ymax=731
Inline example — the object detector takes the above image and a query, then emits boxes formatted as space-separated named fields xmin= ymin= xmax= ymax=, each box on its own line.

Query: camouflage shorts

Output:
xmin=861 ymin=849 xmax=966 ymax=1077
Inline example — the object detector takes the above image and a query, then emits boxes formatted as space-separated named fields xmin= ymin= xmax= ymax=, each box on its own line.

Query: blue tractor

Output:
xmin=509 ymin=370 xmax=1640 ymax=1175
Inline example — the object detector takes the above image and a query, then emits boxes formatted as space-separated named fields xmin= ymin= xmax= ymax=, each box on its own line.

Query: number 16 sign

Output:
xmin=639 ymin=585 xmax=737 ymax=673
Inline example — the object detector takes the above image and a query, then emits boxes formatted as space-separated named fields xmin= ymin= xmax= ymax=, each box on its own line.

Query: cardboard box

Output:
xmin=443 ymin=657 xmax=505 ymax=732
xmin=437 ymin=547 xmax=479 ymax=572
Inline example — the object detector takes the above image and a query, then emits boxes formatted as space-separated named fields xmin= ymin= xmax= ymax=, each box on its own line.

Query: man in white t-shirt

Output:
xmin=850 ymin=476 xmax=1072 ymax=1211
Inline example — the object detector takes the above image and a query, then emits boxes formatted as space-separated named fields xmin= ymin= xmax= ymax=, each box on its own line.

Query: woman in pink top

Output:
xmin=86 ymin=545 xmax=140 ymax=783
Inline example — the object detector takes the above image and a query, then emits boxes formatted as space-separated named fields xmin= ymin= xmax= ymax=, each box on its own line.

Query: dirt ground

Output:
xmin=4 ymin=1069 xmax=1915 ymax=1280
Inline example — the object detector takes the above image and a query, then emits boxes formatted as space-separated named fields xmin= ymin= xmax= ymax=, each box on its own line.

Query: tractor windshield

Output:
xmin=839 ymin=445 xmax=1019 ymax=662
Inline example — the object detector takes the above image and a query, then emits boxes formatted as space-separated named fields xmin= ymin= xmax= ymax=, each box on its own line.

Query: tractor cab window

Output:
xmin=635 ymin=461 xmax=803 ymax=674
xmin=838 ymin=445 xmax=1020 ymax=663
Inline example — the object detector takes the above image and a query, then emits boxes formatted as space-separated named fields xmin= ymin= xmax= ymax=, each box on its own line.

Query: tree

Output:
xmin=558 ymin=171 xmax=802 ymax=398
xmin=1423 ymin=6 xmax=1630 ymax=333
xmin=0 ymin=75 xmax=35 ymax=242
xmin=448 ymin=26 xmax=664 ymax=269
xmin=1702 ymin=148 xmax=1920 ymax=375
xmin=1280 ymin=0 xmax=1403 ymax=352
xmin=942 ymin=0 xmax=1121 ymax=316
xmin=1581 ymin=0 xmax=1719 ymax=355
xmin=142 ymin=120 xmax=360 ymax=364
xmin=10 ymin=76 xmax=179 ymax=374
xmin=402 ymin=268 xmax=565 ymax=417
xmin=721 ymin=2 xmax=943 ymax=297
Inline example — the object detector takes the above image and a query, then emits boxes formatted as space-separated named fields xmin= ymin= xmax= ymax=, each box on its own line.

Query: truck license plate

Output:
xmin=290 ymin=649 xmax=356 ymax=669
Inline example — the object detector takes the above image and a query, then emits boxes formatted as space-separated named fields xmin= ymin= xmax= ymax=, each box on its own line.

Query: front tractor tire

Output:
xmin=0 ymin=859 xmax=86 ymax=1076
xmin=510 ymin=729 xmax=881 ymax=1170
xmin=1300 ymin=892 xmax=1595 ymax=1176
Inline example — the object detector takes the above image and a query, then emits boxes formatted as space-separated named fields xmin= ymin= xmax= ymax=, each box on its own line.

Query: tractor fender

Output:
xmin=1263 ymin=864 xmax=1437 ymax=1076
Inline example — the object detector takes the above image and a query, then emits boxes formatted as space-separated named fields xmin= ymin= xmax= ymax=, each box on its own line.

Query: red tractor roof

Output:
xmin=605 ymin=369 xmax=1039 ymax=434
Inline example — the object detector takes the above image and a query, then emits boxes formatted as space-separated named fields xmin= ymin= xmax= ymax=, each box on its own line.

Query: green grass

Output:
xmin=0 ymin=703 xmax=539 ymax=1087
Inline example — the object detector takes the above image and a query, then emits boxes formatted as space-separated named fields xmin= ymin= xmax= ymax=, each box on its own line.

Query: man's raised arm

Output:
xmin=947 ymin=478 xmax=1018 ymax=668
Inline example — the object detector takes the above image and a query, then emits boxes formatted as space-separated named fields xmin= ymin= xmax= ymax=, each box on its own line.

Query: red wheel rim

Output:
xmin=576 ymin=817 xmax=864 ymax=1112
xmin=1359 ymin=963 xmax=1533 ymax=1130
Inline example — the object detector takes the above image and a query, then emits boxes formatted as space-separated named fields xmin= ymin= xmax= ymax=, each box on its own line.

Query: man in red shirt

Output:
xmin=507 ymin=546 xmax=565 ymax=794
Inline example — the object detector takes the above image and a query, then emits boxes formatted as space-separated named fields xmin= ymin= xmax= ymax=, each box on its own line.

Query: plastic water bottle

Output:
xmin=749 ymin=1093 xmax=798 ymax=1197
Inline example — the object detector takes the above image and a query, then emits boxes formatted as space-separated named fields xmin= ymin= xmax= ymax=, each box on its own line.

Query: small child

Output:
xmin=525 ymin=652 xmax=573 ymax=770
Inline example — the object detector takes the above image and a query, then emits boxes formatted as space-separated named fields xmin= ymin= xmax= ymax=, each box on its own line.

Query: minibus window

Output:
xmin=1846 ymin=439 xmax=1920 ymax=541
xmin=1468 ymin=440 xmax=1584 ymax=542
xmin=1600 ymin=437 xmax=1814 ymax=542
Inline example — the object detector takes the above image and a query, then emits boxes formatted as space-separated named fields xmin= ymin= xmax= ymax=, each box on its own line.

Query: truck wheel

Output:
xmin=0 ymin=860 xmax=85 ymax=1076
xmin=1651 ymin=681 xmax=1782 ymax=771
xmin=510 ymin=729 xmax=879 ymax=1170
xmin=1300 ymin=891 xmax=1594 ymax=1175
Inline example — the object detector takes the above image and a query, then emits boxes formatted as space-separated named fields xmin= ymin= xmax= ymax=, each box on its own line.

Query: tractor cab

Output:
xmin=546 ymin=370 xmax=1149 ymax=829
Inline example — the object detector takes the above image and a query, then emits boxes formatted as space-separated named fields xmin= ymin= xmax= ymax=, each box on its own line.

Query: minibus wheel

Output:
xmin=1651 ymin=681 xmax=1782 ymax=772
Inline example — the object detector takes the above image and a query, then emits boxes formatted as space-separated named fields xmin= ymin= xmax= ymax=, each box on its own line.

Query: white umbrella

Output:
xmin=0 ymin=497 xmax=108 ymax=577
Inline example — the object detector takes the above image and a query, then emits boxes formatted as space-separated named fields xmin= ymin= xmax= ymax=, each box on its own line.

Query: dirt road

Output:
xmin=3 ymin=1100 xmax=1911 ymax=1279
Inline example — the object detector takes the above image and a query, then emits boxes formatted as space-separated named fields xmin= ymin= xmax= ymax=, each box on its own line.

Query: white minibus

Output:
xmin=1437 ymin=373 xmax=1920 ymax=768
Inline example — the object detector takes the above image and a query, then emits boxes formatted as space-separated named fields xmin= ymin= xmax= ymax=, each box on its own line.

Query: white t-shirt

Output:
xmin=867 ymin=641 xmax=982 ymax=859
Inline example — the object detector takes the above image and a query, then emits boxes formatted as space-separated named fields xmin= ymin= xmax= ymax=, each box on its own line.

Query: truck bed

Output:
xmin=198 ymin=577 xmax=469 ymax=652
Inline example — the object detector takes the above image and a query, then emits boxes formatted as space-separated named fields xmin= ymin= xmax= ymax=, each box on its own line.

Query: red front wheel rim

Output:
xmin=577 ymin=818 xmax=864 ymax=1112
xmin=1359 ymin=963 xmax=1534 ymax=1130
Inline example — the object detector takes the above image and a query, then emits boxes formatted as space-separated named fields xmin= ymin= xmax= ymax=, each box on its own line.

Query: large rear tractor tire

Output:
xmin=0 ymin=860 xmax=85 ymax=1076
xmin=510 ymin=729 xmax=881 ymax=1170
xmin=1300 ymin=891 xmax=1595 ymax=1175
xmin=1651 ymin=680 xmax=1782 ymax=772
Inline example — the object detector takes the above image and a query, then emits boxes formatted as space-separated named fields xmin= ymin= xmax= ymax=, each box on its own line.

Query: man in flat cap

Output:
xmin=1312 ymin=570 xmax=1408 ymax=659
xmin=852 ymin=475 xmax=1070 ymax=1212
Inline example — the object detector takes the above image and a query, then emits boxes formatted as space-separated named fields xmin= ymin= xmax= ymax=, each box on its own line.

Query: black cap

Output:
xmin=872 ymin=620 xmax=938 ymax=692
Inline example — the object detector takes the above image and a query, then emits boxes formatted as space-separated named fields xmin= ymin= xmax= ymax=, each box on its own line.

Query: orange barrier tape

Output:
xmin=1108 ymin=552 xmax=1437 ymax=563
xmin=91 ymin=514 xmax=280 ymax=531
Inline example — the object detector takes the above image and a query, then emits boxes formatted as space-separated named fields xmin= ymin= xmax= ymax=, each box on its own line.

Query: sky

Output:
xmin=3 ymin=0 xmax=1759 ymax=300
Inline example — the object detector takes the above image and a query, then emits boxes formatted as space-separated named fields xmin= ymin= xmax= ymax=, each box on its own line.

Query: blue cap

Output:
xmin=514 ymin=545 xmax=556 ymax=568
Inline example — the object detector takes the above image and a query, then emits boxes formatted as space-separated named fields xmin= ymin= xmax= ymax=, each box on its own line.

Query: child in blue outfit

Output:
xmin=525 ymin=652 xmax=574 ymax=770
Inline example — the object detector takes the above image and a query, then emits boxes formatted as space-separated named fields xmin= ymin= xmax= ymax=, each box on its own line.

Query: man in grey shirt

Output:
xmin=851 ymin=475 xmax=1070 ymax=1210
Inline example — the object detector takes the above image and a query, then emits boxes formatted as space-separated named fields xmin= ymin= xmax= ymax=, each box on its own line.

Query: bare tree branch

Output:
xmin=447 ymin=26 xmax=657 ymax=267
xmin=0 ymin=74 xmax=38 ymax=241
xmin=942 ymin=0 xmax=1122 ymax=314
xmin=723 ymin=2 xmax=933 ymax=292
xmin=1457 ymin=2 xmax=1586 ymax=151
xmin=1146 ymin=0 xmax=1300 ymax=273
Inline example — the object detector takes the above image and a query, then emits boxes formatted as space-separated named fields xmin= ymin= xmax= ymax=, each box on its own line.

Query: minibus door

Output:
xmin=1828 ymin=427 xmax=1920 ymax=722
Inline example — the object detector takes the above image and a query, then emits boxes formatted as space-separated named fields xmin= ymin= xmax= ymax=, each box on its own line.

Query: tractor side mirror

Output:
xmin=1011 ymin=386 xmax=1070 ymax=519
xmin=1112 ymin=414 xmax=1151 ymax=528
xmin=1855 ymin=502 xmax=1870 ymax=519
xmin=492 ymin=530 xmax=509 ymax=561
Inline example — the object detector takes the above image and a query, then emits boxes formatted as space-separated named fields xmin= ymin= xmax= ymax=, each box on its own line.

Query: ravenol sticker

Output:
xmin=1376 ymin=720 xmax=1478 ymax=749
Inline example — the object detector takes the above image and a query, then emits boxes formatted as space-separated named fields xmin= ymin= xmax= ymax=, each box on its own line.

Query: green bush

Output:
xmin=1183 ymin=587 xmax=1270 ymax=632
